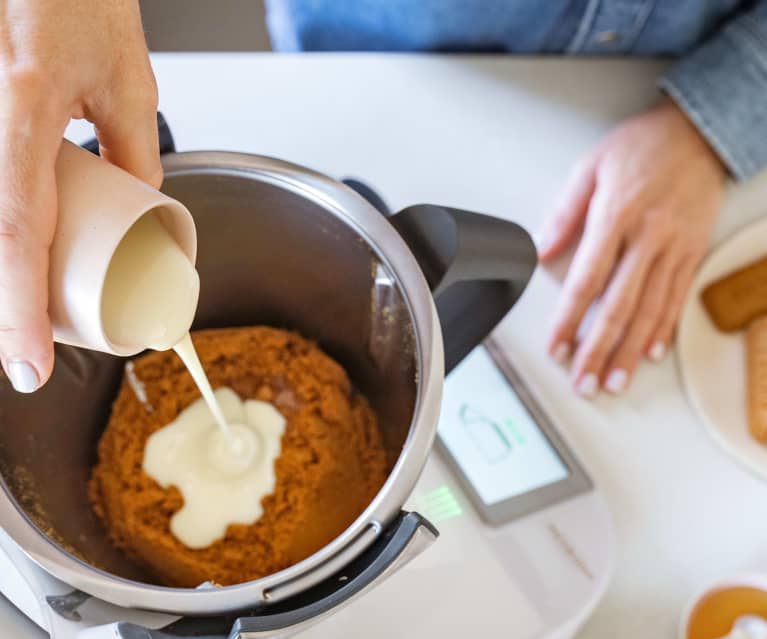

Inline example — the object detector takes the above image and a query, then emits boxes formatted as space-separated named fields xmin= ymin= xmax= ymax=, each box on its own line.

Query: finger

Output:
xmin=91 ymin=72 xmax=163 ymax=188
xmin=537 ymin=152 xmax=599 ymax=261
xmin=546 ymin=186 xmax=623 ymax=364
xmin=570 ymin=240 xmax=655 ymax=398
xmin=646 ymin=254 xmax=700 ymax=360
xmin=0 ymin=91 xmax=66 ymax=392
xmin=601 ymin=251 xmax=676 ymax=394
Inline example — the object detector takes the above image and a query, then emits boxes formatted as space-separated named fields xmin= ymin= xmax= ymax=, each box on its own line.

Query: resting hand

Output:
xmin=537 ymin=97 xmax=726 ymax=397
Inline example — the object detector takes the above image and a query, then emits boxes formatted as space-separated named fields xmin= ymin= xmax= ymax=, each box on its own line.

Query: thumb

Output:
xmin=91 ymin=77 xmax=163 ymax=188
xmin=0 ymin=108 xmax=64 ymax=392
xmin=536 ymin=151 xmax=599 ymax=262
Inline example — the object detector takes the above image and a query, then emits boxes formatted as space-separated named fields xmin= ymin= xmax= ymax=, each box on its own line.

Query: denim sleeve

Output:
xmin=659 ymin=1 xmax=767 ymax=180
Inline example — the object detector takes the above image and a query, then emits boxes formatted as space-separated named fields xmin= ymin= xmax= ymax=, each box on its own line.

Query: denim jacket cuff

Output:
xmin=659 ymin=14 xmax=767 ymax=181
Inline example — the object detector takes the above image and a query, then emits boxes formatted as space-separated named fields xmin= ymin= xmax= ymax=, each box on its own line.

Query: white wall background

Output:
xmin=139 ymin=0 xmax=271 ymax=51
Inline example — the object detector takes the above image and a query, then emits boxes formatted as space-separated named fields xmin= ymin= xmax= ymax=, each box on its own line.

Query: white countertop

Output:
xmin=4 ymin=53 xmax=767 ymax=638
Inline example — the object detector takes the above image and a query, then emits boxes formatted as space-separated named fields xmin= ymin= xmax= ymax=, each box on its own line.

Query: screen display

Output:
xmin=438 ymin=347 xmax=569 ymax=506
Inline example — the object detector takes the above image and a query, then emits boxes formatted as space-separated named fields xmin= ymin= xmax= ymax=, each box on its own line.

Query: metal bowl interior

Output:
xmin=0 ymin=154 xmax=438 ymax=602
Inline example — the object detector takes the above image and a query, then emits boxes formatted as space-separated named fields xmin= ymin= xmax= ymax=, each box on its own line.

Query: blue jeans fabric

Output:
xmin=265 ymin=0 xmax=767 ymax=179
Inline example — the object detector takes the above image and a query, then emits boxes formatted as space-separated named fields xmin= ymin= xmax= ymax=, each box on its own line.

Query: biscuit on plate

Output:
xmin=747 ymin=316 xmax=767 ymax=444
xmin=701 ymin=255 xmax=767 ymax=332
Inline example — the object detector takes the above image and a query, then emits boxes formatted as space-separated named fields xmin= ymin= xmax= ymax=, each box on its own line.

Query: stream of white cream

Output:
xmin=102 ymin=211 xmax=285 ymax=548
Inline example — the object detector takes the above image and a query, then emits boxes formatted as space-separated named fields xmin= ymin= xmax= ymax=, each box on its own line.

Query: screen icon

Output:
xmin=459 ymin=404 xmax=512 ymax=464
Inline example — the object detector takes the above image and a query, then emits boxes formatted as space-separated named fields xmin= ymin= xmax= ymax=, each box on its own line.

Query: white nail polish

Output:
xmin=648 ymin=341 xmax=666 ymax=363
xmin=7 ymin=360 xmax=39 ymax=393
xmin=552 ymin=342 xmax=571 ymax=365
xmin=576 ymin=373 xmax=598 ymax=399
xmin=605 ymin=369 xmax=628 ymax=394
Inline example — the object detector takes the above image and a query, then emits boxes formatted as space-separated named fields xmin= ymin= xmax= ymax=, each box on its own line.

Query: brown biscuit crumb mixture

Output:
xmin=89 ymin=326 xmax=387 ymax=588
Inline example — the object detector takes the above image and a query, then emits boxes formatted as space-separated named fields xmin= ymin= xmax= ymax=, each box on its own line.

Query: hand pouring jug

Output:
xmin=0 ymin=115 xmax=537 ymax=638
xmin=52 ymin=135 xmax=197 ymax=356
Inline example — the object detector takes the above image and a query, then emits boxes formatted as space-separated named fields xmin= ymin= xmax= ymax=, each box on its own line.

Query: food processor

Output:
xmin=0 ymin=115 xmax=537 ymax=637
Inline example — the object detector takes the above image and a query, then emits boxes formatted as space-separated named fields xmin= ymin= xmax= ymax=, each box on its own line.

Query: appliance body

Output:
xmin=323 ymin=451 xmax=614 ymax=639
xmin=0 ymin=420 xmax=615 ymax=639
xmin=0 ymin=118 xmax=537 ymax=637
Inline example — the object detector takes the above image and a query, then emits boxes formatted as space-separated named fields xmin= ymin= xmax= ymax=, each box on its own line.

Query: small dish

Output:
xmin=679 ymin=573 xmax=767 ymax=639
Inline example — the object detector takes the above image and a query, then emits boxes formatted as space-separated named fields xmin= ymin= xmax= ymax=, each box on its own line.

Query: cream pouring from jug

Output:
xmin=90 ymin=147 xmax=273 ymax=545
xmin=53 ymin=141 xmax=250 ymax=465
xmin=99 ymin=211 xmax=231 ymax=438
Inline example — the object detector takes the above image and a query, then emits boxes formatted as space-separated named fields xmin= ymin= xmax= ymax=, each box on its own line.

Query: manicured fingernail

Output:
xmin=605 ymin=368 xmax=628 ymax=394
xmin=576 ymin=373 xmax=598 ymax=399
xmin=552 ymin=342 xmax=571 ymax=365
xmin=6 ymin=360 xmax=39 ymax=393
xmin=648 ymin=341 xmax=666 ymax=363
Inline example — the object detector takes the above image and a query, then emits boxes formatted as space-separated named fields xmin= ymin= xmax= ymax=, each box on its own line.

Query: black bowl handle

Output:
xmin=391 ymin=204 xmax=537 ymax=373
xmin=81 ymin=111 xmax=176 ymax=156
xmin=343 ymin=180 xmax=538 ymax=374
xmin=107 ymin=512 xmax=437 ymax=638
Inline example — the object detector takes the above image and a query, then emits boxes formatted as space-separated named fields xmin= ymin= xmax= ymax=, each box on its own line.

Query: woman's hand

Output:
xmin=537 ymin=98 xmax=726 ymax=397
xmin=0 ymin=0 xmax=160 ymax=392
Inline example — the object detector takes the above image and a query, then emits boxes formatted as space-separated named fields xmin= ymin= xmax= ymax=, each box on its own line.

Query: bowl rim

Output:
xmin=0 ymin=151 xmax=445 ymax=615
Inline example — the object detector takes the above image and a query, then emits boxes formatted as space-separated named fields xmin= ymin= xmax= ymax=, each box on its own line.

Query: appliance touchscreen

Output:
xmin=438 ymin=346 xmax=569 ymax=506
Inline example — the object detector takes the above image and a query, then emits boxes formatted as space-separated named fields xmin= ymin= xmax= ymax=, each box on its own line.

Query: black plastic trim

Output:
xmin=392 ymin=204 xmax=536 ymax=374
xmin=342 ymin=180 xmax=537 ymax=375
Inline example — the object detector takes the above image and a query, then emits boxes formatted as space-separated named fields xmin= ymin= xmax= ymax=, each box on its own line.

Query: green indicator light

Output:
xmin=429 ymin=507 xmax=463 ymax=524
xmin=414 ymin=485 xmax=463 ymax=523
xmin=504 ymin=418 xmax=526 ymax=445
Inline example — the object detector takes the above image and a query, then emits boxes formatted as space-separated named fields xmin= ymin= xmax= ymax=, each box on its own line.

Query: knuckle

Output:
xmin=0 ymin=305 xmax=33 ymax=336
xmin=553 ymin=295 xmax=590 ymax=337
xmin=140 ymin=79 xmax=160 ymax=111
xmin=630 ymin=314 xmax=657 ymax=338
xmin=570 ymin=273 xmax=601 ymax=298
xmin=641 ymin=298 xmax=663 ymax=320
xmin=554 ymin=320 xmax=578 ymax=341
xmin=643 ymin=221 xmax=663 ymax=242
xmin=570 ymin=155 xmax=594 ymax=181
xmin=0 ymin=66 xmax=61 ymax=123
xmin=584 ymin=323 xmax=621 ymax=361
xmin=0 ymin=217 xmax=25 ymax=242
xmin=550 ymin=210 xmax=570 ymax=229
xmin=625 ymin=317 xmax=657 ymax=351
xmin=0 ymin=66 xmax=54 ymax=101
xmin=124 ymin=75 xmax=159 ymax=113
xmin=608 ymin=348 xmax=632 ymax=370
xmin=601 ymin=305 xmax=627 ymax=329
xmin=620 ymin=334 xmax=644 ymax=356
xmin=0 ymin=322 xmax=21 ymax=337
xmin=595 ymin=193 xmax=633 ymax=228
xmin=609 ymin=204 xmax=638 ymax=231
xmin=649 ymin=218 xmax=674 ymax=244
xmin=0 ymin=215 xmax=45 ymax=260
xmin=585 ymin=341 xmax=607 ymax=362
xmin=589 ymin=327 xmax=622 ymax=360
xmin=549 ymin=311 xmax=576 ymax=340
xmin=668 ymin=283 xmax=688 ymax=306
xmin=103 ymin=70 xmax=158 ymax=120
xmin=655 ymin=313 xmax=674 ymax=334
xmin=580 ymin=345 xmax=608 ymax=372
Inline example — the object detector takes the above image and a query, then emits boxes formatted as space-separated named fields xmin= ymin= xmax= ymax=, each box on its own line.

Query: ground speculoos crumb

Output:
xmin=88 ymin=326 xmax=387 ymax=587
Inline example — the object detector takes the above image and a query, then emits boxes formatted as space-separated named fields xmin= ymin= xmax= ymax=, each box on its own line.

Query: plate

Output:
xmin=678 ymin=215 xmax=767 ymax=480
